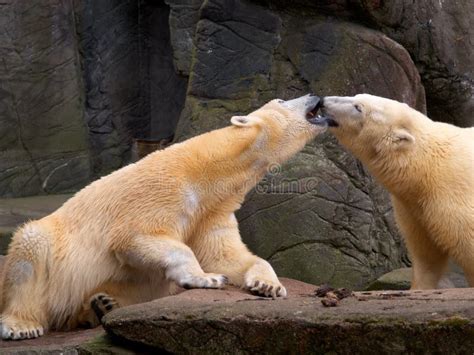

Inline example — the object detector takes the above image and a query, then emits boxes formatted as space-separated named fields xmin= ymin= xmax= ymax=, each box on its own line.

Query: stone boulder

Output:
xmin=254 ymin=0 xmax=473 ymax=127
xmin=367 ymin=264 xmax=469 ymax=291
xmin=174 ymin=0 xmax=425 ymax=289
xmin=103 ymin=278 xmax=474 ymax=354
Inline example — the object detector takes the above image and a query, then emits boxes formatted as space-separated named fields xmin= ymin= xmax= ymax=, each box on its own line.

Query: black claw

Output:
xmin=105 ymin=304 xmax=113 ymax=311
xmin=91 ymin=299 xmax=105 ymax=320
xmin=97 ymin=294 xmax=105 ymax=300
xmin=211 ymin=278 xmax=217 ymax=283
xmin=182 ymin=283 xmax=192 ymax=289
xmin=222 ymin=276 xmax=229 ymax=283
xmin=254 ymin=280 xmax=260 ymax=288
xmin=102 ymin=298 xmax=110 ymax=305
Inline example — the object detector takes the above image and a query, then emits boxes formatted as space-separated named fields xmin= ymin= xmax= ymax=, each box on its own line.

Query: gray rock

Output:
xmin=0 ymin=327 xmax=106 ymax=354
xmin=166 ymin=0 xmax=204 ymax=76
xmin=75 ymin=0 xmax=148 ymax=177
xmin=367 ymin=264 xmax=469 ymax=291
xmin=358 ymin=0 xmax=474 ymax=127
xmin=75 ymin=0 xmax=188 ymax=178
xmin=175 ymin=1 xmax=424 ymax=289
xmin=366 ymin=267 xmax=412 ymax=291
xmin=0 ymin=0 xmax=92 ymax=197
xmin=143 ymin=1 xmax=188 ymax=140
xmin=254 ymin=0 xmax=473 ymax=127
xmin=103 ymin=279 xmax=474 ymax=354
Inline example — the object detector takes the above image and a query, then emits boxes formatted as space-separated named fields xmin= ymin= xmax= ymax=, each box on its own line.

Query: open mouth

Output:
xmin=307 ymin=105 xmax=339 ymax=127
xmin=306 ymin=100 xmax=326 ymax=126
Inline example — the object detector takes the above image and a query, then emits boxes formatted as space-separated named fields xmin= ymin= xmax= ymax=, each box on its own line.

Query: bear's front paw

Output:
xmin=179 ymin=273 xmax=229 ymax=289
xmin=0 ymin=316 xmax=44 ymax=340
xmin=244 ymin=278 xmax=287 ymax=299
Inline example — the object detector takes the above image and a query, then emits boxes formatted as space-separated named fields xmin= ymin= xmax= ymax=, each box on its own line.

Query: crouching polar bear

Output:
xmin=320 ymin=94 xmax=474 ymax=290
xmin=0 ymin=94 xmax=326 ymax=340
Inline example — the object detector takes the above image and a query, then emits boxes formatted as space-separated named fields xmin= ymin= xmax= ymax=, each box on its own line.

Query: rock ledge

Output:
xmin=104 ymin=278 xmax=474 ymax=354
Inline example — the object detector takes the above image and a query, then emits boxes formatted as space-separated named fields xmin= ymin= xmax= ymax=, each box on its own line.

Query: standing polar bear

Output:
xmin=0 ymin=94 xmax=326 ymax=340
xmin=320 ymin=94 xmax=474 ymax=289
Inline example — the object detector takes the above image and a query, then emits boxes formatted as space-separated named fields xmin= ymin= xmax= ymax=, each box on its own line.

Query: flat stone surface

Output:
xmin=104 ymin=278 xmax=474 ymax=353
xmin=0 ymin=328 xmax=104 ymax=352
xmin=0 ymin=194 xmax=72 ymax=256
xmin=0 ymin=277 xmax=472 ymax=353
xmin=0 ymin=194 xmax=72 ymax=254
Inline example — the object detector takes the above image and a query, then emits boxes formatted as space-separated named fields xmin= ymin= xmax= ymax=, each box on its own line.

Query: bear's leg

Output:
xmin=1 ymin=224 xmax=50 ymax=340
xmin=193 ymin=213 xmax=286 ymax=298
xmin=115 ymin=235 xmax=228 ymax=289
xmin=393 ymin=200 xmax=449 ymax=289
xmin=409 ymin=242 xmax=449 ymax=290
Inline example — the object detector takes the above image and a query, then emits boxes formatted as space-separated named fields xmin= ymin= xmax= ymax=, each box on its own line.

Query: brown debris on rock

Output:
xmin=334 ymin=288 xmax=354 ymax=300
xmin=315 ymin=285 xmax=354 ymax=307
xmin=314 ymin=284 xmax=334 ymax=297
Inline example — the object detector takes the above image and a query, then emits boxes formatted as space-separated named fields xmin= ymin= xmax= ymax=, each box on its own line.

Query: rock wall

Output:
xmin=358 ymin=0 xmax=474 ymax=127
xmin=254 ymin=0 xmax=473 ymax=127
xmin=75 ymin=0 xmax=145 ymax=176
xmin=0 ymin=0 xmax=188 ymax=194
xmin=0 ymin=0 xmax=91 ymax=197
xmin=75 ymin=0 xmax=187 ymax=177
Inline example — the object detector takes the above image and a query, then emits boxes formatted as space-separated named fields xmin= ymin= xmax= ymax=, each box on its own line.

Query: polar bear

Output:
xmin=318 ymin=94 xmax=474 ymax=290
xmin=0 ymin=94 xmax=326 ymax=340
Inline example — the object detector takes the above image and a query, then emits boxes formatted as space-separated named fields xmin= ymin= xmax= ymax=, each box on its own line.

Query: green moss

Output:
xmin=428 ymin=316 xmax=471 ymax=328
xmin=77 ymin=335 xmax=118 ymax=354
xmin=76 ymin=334 xmax=152 ymax=355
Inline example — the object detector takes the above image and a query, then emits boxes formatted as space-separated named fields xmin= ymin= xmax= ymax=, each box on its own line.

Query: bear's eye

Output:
xmin=354 ymin=104 xmax=362 ymax=113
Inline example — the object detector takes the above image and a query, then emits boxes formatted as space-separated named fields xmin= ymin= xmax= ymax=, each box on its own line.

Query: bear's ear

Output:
xmin=392 ymin=128 xmax=415 ymax=149
xmin=231 ymin=115 xmax=259 ymax=127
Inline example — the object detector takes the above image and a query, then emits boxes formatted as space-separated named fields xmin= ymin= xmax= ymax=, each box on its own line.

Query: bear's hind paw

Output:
xmin=90 ymin=293 xmax=120 ymax=321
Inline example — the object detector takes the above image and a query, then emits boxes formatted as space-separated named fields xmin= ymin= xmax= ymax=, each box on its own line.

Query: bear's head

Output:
xmin=230 ymin=94 xmax=327 ymax=163
xmin=319 ymin=94 xmax=424 ymax=161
